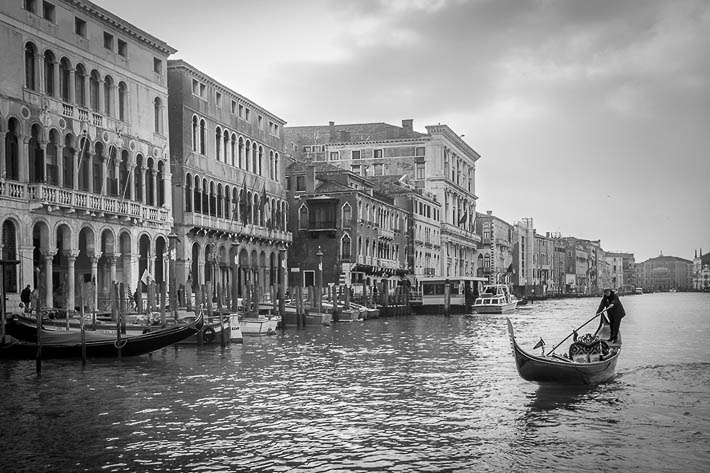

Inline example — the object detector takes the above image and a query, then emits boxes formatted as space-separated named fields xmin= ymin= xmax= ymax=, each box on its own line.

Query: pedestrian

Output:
xmin=21 ymin=284 xmax=32 ymax=312
xmin=596 ymin=288 xmax=626 ymax=343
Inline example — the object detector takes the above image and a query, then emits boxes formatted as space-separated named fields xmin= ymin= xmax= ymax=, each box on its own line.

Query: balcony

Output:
xmin=378 ymin=228 xmax=395 ymax=240
xmin=441 ymin=223 xmax=482 ymax=244
xmin=183 ymin=212 xmax=292 ymax=244
xmin=26 ymin=183 xmax=170 ymax=224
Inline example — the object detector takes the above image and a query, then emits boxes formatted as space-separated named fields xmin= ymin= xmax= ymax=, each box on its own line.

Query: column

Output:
xmin=90 ymin=253 xmax=101 ymax=312
xmin=151 ymin=170 xmax=157 ymax=206
xmin=19 ymin=137 xmax=29 ymax=181
xmin=65 ymin=250 xmax=79 ymax=314
xmin=73 ymin=148 xmax=80 ymax=190
xmin=68 ymin=68 xmax=75 ymax=104
xmin=41 ymin=250 xmax=57 ymax=308
xmin=0 ymin=131 xmax=5 ymax=178
xmin=40 ymin=142 xmax=47 ymax=184
xmin=98 ymin=80 xmax=105 ymax=115
xmin=19 ymin=245 xmax=34 ymax=294
xmin=140 ymin=167 xmax=146 ymax=204
xmin=107 ymin=253 xmax=119 ymax=285
xmin=53 ymin=60 xmax=60 ymax=99
xmin=87 ymin=151 xmax=94 ymax=193
xmin=56 ymin=143 xmax=64 ymax=187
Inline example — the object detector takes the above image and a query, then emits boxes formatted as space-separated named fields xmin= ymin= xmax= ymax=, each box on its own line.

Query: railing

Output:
xmin=27 ymin=183 xmax=170 ymax=223
xmin=183 ymin=212 xmax=292 ymax=243
xmin=0 ymin=181 xmax=27 ymax=199
xmin=378 ymin=228 xmax=395 ymax=240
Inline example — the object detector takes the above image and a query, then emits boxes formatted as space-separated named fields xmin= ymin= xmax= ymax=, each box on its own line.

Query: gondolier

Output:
xmin=596 ymin=288 xmax=626 ymax=343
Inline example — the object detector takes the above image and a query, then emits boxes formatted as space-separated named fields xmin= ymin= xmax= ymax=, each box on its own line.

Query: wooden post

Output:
xmin=160 ymin=282 xmax=167 ymax=327
xmin=112 ymin=282 xmax=120 ymax=360
xmin=217 ymin=284 xmax=225 ymax=347
xmin=444 ymin=279 xmax=451 ymax=317
xmin=35 ymin=288 xmax=42 ymax=374
xmin=344 ymin=284 xmax=351 ymax=310
xmin=296 ymin=285 xmax=304 ymax=328
xmin=278 ymin=283 xmax=285 ymax=330
xmin=119 ymin=283 xmax=126 ymax=335
xmin=80 ymin=284 xmax=87 ymax=364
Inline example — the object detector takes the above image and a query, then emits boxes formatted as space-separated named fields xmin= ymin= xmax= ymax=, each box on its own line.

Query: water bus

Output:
xmin=410 ymin=277 xmax=488 ymax=314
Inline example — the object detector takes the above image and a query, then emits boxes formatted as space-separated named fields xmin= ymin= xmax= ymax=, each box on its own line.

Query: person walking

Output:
xmin=596 ymin=288 xmax=626 ymax=343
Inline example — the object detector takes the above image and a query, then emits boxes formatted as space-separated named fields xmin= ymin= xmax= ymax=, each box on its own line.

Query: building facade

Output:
xmin=1 ymin=0 xmax=175 ymax=312
xmin=692 ymin=249 xmax=710 ymax=291
xmin=286 ymin=162 xmax=409 ymax=295
xmin=636 ymin=253 xmax=693 ymax=292
xmin=167 ymin=60 xmax=291 ymax=303
xmin=285 ymin=119 xmax=481 ymax=279
xmin=475 ymin=210 xmax=514 ymax=284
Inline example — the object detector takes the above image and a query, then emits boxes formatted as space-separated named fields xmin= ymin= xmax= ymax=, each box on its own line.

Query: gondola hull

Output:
xmin=507 ymin=318 xmax=620 ymax=385
xmin=0 ymin=313 xmax=203 ymax=360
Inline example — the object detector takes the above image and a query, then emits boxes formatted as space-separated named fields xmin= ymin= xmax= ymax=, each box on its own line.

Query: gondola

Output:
xmin=507 ymin=318 xmax=621 ymax=385
xmin=0 ymin=312 xmax=203 ymax=360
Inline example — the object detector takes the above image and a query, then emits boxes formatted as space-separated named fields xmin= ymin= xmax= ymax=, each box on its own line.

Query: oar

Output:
xmin=549 ymin=309 xmax=607 ymax=355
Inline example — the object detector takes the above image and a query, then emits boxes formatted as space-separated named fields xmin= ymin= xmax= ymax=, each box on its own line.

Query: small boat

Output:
xmin=635 ymin=287 xmax=644 ymax=294
xmin=472 ymin=284 xmax=518 ymax=314
xmin=0 ymin=312 xmax=203 ymax=360
xmin=507 ymin=318 xmax=621 ymax=385
xmin=177 ymin=314 xmax=233 ymax=345
xmin=239 ymin=315 xmax=279 ymax=335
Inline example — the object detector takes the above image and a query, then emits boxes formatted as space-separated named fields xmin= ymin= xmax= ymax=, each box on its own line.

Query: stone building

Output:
xmin=285 ymin=119 xmax=481 ymax=279
xmin=167 ymin=60 xmax=291 ymax=304
xmin=692 ymin=249 xmax=710 ymax=291
xmin=636 ymin=253 xmax=693 ymax=292
xmin=285 ymin=161 xmax=409 ymax=295
xmin=1 ymin=0 xmax=175 ymax=312
xmin=475 ymin=211 xmax=514 ymax=284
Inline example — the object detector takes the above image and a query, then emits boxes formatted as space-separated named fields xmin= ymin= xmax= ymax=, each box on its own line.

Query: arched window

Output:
xmin=215 ymin=126 xmax=221 ymax=161
xmin=341 ymin=234 xmax=351 ymax=260
xmin=28 ymin=124 xmax=44 ymax=183
xmin=269 ymin=151 xmax=274 ymax=180
xmin=118 ymin=82 xmax=127 ymax=121
xmin=134 ymin=154 xmax=143 ymax=202
xmin=2 ymin=220 xmax=18 ymax=293
xmin=298 ymin=205 xmax=308 ymax=230
xmin=157 ymin=161 xmax=165 ymax=206
xmin=224 ymin=185 xmax=231 ymax=220
xmin=44 ymin=50 xmax=56 ymax=96
xmin=153 ymin=97 xmax=162 ymax=134
xmin=47 ymin=129 xmax=59 ymax=186
xmin=244 ymin=139 xmax=251 ymax=172
xmin=342 ymin=203 xmax=352 ymax=228
xmin=146 ymin=158 xmax=154 ymax=206
xmin=89 ymin=70 xmax=100 ymax=112
xmin=25 ymin=43 xmax=37 ymax=90
xmin=252 ymin=142 xmax=258 ymax=173
xmin=274 ymin=153 xmax=279 ymax=182
xmin=199 ymin=119 xmax=206 ymax=154
xmin=93 ymin=142 xmax=104 ymax=193
xmin=202 ymin=178 xmax=208 ymax=214
xmin=107 ymin=146 xmax=117 ymax=196
xmin=59 ymin=58 xmax=71 ymax=102
xmin=75 ymin=64 xmax=87 ymax=107
xmin=62 ymin=134 xmax=74 ymax=188
xmin=258 ymin=146 xmax=263 ymax=175
xmin=216 ymin=184 xmax=223 ymax=218
xmin=194 ymin=175 xmax=201 ymax=213
xmin=209 ymin=182 xmax=216 ymax=217
xmin=192 ymin=115 xmax=198 ymax=152
xmin=104 ymin=75 xmax=114 ymax=116
xmin=185 ymin=173 xmax=192 ymax=212
xmin=4 ymin=119 xmax=20 ymax=181
xmin=120 ymin=150 xmax=130 ymax=198
xmin=230 ymin=133 xmax=236 ymax=166
xmin=238 ymin=137 xmax=244 ymax=169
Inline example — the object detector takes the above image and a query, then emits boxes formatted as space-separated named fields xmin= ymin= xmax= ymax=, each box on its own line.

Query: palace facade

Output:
xmin=167 ymin=60 xmax=291 ymax=304
xmin=1 ymin=0 xmax=175 ymax=311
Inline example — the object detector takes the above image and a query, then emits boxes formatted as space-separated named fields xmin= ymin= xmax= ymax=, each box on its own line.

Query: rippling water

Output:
xmin=1 ymin=293 xmax=708 ymax=472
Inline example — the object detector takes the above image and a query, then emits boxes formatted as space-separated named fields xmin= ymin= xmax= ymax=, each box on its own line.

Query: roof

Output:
xmin=285 ymin=122 xmax=427 ymax=144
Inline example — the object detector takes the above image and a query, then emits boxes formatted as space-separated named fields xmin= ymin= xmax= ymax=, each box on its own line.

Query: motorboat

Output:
xmin=472 ymin=284 xmax=518 ymax=314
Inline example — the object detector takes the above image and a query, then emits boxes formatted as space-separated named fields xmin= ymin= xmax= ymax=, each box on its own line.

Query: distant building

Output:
xmin=692 ymin=249 xmax=710 ymax=291
xmin=1 ymin=0 xmax=175 ymax=311
xmin=475 ymin=211 xmax=514 ymax=284
xmin=167 ymin=60 xmax=291 ymax=301
xmin=636 ymin=253 xmax=693 ymax=291
xmin=285 ymin=119 xmax=481 ymax=279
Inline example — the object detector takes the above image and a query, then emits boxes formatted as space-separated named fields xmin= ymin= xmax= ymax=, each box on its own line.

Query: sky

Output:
xmin=95 ymin=0 xmax=710 ymax=263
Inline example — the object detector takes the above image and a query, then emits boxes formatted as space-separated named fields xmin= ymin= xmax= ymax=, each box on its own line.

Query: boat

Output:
xmin=239 ymin=314 xmax=279 ymax=335
xmin=472 ymin=284 xmax=518 ymax=314
xmin=507 ymin=318 xmax=621 ymax=385
xmin=635 ymin=287 xmax=643 ymax=294
xmin=411 ymin=276 xmax=488 ymax=314
xmin=0 ymin=312 xmax=203 ymax=360
xmin=177 ymin=314 xmax=234 ymax=345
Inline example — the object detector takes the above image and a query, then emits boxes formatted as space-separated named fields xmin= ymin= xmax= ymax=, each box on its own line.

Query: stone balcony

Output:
xmin=441 ymin=223 xmax=482 ymax=244
xmin=5 ymin=182 xmax=172 ymax=224
xmin=182 ymin=212 xmax=292 ymax=244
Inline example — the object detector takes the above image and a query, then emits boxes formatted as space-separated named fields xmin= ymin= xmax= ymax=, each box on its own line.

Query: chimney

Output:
xmin=486 ymin=210 xmax=493 ymax=216
xmin=329 ymin=121 xmax=336 ymax=141
xmin=402 ymin=119 xmax=413 ymax=132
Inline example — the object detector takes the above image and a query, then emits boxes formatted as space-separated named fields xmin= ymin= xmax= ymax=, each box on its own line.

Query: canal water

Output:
xmin=1 ymin=293 xmax=708 ymax=472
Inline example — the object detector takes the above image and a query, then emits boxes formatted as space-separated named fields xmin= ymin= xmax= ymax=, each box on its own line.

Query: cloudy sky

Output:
xmin=96 ymin=0 xmax=709 ymax=262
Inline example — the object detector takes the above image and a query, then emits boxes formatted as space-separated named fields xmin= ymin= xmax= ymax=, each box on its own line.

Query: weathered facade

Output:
xmin=285 ymin=119 xmax=481 ymax=279
xmin=285 ymin=161 xmax=408 ymax=295
xmin=636 ymin=253 xmax=693 ymax=292
xmin=475 ymin=210 xmax=514 ymax=284
xmin=1 ymin=0 xmax=175 ymax=312
xmin=167 ymin=60 xmax=291 ymax=303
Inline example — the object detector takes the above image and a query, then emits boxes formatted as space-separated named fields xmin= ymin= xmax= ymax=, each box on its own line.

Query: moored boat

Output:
xmin=410 ymin=276 xmax=488 ymax=314
xmin=239 ymin=315 xmax=279 ymax=335
xmin=507 ymin=318 xmax=621 ymax=385
xmin=472 ymin=284 xmax=518 ymax=314
xmin=1 ymin=312 xmax=203 ymax=360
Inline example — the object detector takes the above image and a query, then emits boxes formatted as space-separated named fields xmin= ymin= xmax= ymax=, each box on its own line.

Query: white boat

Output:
xmin=411 ymin=277 xmax=488 ymax=314
xmin=635 ymin=287 xmax=644 ymax=294
xmin=472 ymin=284 xmax=518 ymax=314
xmin=239 ymin=315 xmax=279 ymax=335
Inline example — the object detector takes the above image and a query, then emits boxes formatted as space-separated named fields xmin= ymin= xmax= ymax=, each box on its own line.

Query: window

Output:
xmin=416 ymin=163 xmax=425 ymax=180
xmin=118 ymin=81 xmax=127 ymax=121
xmin=296 ymin=175 xmax=306 ymax=191
xmin=154 ymin=97 xmax=162 ymax=134
xmin=42 ymin=2 xmax=55 ymax=21
xmin=298 ymin=205 xmax=308 ymax=229
xmin=351 ymin=165 xmax=361 ymax=175
xmin=43 ymin=51 xmax=55 ymax=96
xmin=103 ymin=32 xmax=114 ymax=50
xmin=25 ymin=43 xmax=37 ymax=90
xmin=329 ymin=151 xmax=339 ymax=161
xmin=24 ymin=0 xmax=36 ymax=13
xmin=342 ymin=203 xmax=352 ymax=228
xmin=117 ymin=39 xmax=127 ymax=57
xmin=215 ymin=91 xmax=222 ymax=107
xmin=238 ymin=104 xmax=244 ymax=118
xmin=75 ymin=17 xmax=86 ymax=37
xmin=231 ymin=100 xmax=237 ymax=114
xmin=352 ymin=150 xmax=361 ymax=160
xmin=153 ymin=58 xmax=162 ymax=75
xmin=192 ymin=79 xmax=199 ymax=95
xmin=374 ymin=149 xmax=383 ymax=159
xmin=341 ymin=234 xmax=352 ymax=260
xmin=245 ymin=108 xmax=251 ymax=121
xmin=258 ymin=115 xmax=263 ymax=129
xmin=415 ymin=146 xmax=425 ymax=156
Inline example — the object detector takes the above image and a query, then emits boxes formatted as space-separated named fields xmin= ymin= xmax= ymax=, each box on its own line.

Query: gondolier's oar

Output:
xmin=549 ymin=309 xmax=607 ymax=355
